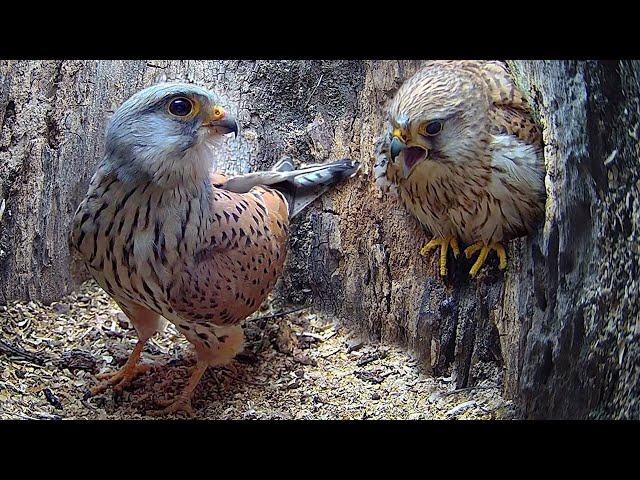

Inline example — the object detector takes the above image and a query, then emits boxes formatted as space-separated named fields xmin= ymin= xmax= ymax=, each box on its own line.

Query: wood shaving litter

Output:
xmin=0 ymin=280 xmax=518 ymax=420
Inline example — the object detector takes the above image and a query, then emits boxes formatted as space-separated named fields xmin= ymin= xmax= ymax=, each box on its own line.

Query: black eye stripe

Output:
xmin=168 ymin=97 xmax=193 ymax=117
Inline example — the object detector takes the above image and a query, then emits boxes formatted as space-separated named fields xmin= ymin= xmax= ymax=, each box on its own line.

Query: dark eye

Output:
xmin=168 ymin=97 xmax=193 ymax=117
xmin=424 ymin=121 xmax=443 ymax=136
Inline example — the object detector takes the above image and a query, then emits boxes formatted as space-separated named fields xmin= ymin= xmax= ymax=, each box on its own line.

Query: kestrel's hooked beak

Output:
xmin=203 ymin=105 xmax=239 ymax=138
xmin=390 ymin=128 xmax=407 ymax=160
xmin=391 ymin=127 xmax=428 ymax=178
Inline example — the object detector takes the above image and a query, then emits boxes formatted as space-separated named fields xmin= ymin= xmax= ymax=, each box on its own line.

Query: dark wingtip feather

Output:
xmin=272 ymin=156 xmax=296 ymax=172
xmin=328 ymin=158 xmax=361 ymax=177
xmin=285 ymin=158 xmax=360 ymax=217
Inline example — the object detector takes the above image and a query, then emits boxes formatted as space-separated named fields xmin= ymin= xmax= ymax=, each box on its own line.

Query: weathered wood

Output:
xmin=1 ymin=60 xmax=638 ymax=419
xmin=506 ymin=60 xmax=640 ymax=419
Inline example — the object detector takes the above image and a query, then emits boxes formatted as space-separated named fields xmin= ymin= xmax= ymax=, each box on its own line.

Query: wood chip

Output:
xmin=321 ymin=348 xmax=341 ymax=358
xmin=285 ymin=380 xmax=301 ymax=390
xmin=43 ymin=388 xmax=64 ymax=410
xmin=298 ymin=332 xmax=326 ymax=341
xmin=235 ymin=349 xmax=260 ymax=364
xmin=293 ymin=355 xmax=317 ymax=366
xmin=59 ymin=349 xmax=97 ymax=373
xmin=446 ymin=401 xmax=478 ymax=418
xmin=354 ymin=370 xmax=385 ymax=384
xmin=356 ymin=350 xmax=388 ymax=367
xmin=346 ymin=340 xmax=365 ymax=353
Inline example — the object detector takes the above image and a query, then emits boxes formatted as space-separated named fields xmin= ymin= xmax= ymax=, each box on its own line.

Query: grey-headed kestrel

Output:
xmin=70 ymin=83 xmax=359 ymax=415
xmin=374 ymin=60 xmax=546 ymax=277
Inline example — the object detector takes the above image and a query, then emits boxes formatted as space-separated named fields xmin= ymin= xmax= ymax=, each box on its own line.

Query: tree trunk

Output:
xmin=1 ymin=60 xmax=638 ymax=419
xmin=506 ymin=61 xmax=640 ymax=419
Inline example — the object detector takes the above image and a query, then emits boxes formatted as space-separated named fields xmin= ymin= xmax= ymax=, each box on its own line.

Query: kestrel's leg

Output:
xmin=90 ymin=339 xmax=153 ymax=395
xmin=89 ymin=305 xmax=161 ymax=397
xmin=464 ymin=241 xmax=507 ymax=277
xmin=147 ymin=325 xmax=245 ymax=417
xmin=420 ymin=236 xmax=460 ymax=276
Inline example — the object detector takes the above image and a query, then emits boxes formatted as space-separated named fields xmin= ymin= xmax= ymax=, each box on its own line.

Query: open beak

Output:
xmin=203 ymin=106 xmax=239 ymax=137
xmin=390 ymin=137 xmax=406 ymax=160
xmin=390 ymin=127 xmax=427 ymax=178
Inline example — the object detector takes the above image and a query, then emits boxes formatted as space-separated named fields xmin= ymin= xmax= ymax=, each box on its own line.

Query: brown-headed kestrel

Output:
xmin=70 ymin=83 xmax=359 ymax=415
xmin=375 ymin=60 xmax=546 ymax=277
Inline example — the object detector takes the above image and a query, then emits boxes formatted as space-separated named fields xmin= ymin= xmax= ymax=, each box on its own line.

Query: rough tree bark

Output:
xmin=507 ymin=61 xmax=640 ymax=419
xmin=0 ymin=60 xmax=638 ymax=419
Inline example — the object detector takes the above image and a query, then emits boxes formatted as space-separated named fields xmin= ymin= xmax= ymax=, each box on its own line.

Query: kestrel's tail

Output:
xmin=220 ymin=157 xmax=360 ymax=217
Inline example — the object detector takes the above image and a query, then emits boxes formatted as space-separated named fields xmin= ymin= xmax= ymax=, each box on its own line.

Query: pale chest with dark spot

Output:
xmin=71 ymin=171 xmax=213 ymax=316
xmin=391 ymin=159 xmax=491 ymax=238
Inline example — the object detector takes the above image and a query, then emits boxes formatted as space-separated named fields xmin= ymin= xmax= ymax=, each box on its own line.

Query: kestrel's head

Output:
xmin=104 ymin=83 xmax=238 ymax=188
xmin=387 ymin=62 xmax=490 ymax=179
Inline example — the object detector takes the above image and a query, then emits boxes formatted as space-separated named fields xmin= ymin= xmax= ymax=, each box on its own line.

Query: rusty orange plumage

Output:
xmin=70 ymin=83 xmax=359 ymax=415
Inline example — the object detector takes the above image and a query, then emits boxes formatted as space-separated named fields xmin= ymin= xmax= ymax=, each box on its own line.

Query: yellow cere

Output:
xmin=211 ymin=106 xmax=226 ymax=121
xmin=393 ymin=127 xmax=407 ymax=142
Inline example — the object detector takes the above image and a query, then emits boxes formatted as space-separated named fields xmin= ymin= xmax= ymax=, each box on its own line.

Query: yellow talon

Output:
xmin=420 ymin=236 xmax=460 ymax=276
xmin=464 ymin=241 xmax=507 ymax=277
xmin=449 ymin=237 xmax=460 ymax=258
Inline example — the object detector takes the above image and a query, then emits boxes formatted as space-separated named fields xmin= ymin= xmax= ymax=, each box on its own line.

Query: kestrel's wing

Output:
xmin=209 ymin=172 xmax=229 ymax=187
xmin=480 ymin=63 xmax=545 ymax=240
xmin=219 ymin=158 xmax=359 ymax=217
xmin=168 ymin=184 xmax=290 ymax=327
xmin=479 ymin=62 xmax=543 ymax=146
xmin=488 ymin=105 xmax=543 ymax=147
xmin=168 ymin=159 xmax=359 ymax=327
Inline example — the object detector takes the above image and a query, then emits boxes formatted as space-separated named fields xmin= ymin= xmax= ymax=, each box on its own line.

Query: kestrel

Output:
xmin=70 ymin=83 xmax=359 ymax=415
xmin=374 ymin=60 xmax=546 ymax=277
